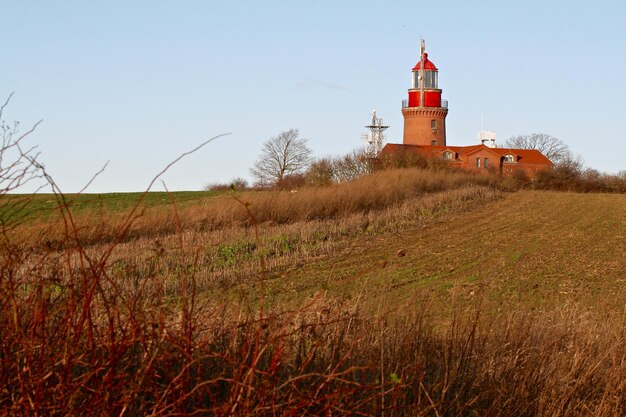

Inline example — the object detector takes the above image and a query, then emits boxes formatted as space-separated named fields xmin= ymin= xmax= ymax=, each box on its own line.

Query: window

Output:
xmin=413 ymin=71 xmax=439 ymax=89
xmin=431 ymin=120 xmax=436 ymax=129
xmin=476 ymin=158 xmax=481 ymax=168
xmin=424 ymin=71 xmax=438 ymax=88
xmin=431 ymin=140 xmax=437 ymax=146
xmin=443 ymin=151 xmax=454 ymax=160
xmin=504 ymin=154 xmax=515 ymax=163
xmin=484 ymin=158 xmax=489 ymax=168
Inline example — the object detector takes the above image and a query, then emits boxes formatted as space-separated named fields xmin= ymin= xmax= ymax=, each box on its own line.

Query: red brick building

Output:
xmin=381 ymin=143 xmax=553 ymax=177
xmin=381 ymin=43 xmax=553 ymax=177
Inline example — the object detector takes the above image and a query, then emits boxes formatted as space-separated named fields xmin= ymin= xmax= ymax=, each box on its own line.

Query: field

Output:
xmin=0 ymin=190 xmax=222 ymax=224
xmin=270 ymin=191 xmax=625 ymax=314
xmin=1 ymin=168 xmax=625 ymax=416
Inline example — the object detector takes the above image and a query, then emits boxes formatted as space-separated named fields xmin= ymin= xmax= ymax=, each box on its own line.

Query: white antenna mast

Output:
xmin=363 ymin=109 xmax=389 ymax=157
xmin=419 ymin=38 xmax=426 ymax=108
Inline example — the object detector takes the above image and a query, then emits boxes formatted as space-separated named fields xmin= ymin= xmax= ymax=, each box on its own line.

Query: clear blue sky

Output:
xmin=2 ymin=0 xmax=625 ymax=192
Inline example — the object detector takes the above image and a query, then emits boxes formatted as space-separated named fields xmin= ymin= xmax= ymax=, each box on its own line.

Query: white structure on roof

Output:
xmin=478 ymin=130 xmax=496 ymax=148
xmin=478 ymin=115 xmax=496 ymax=148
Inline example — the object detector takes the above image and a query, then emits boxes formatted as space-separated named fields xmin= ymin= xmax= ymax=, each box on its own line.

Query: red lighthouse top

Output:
xmin=412 ymin=53 xmax=438 ymax=71
xmin=405 ymin=47 xmax=443 ymax=108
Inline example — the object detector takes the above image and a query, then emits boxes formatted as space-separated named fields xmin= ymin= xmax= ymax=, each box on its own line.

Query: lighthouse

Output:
xmin=382 ymin=40 xmax=553 ymax=178
xmin=402 ymin=40 xmax=448 ymax=146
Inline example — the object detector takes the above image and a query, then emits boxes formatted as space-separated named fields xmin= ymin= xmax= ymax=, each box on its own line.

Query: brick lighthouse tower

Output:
xmin=402 ymin=40 xmax=448 ymax=146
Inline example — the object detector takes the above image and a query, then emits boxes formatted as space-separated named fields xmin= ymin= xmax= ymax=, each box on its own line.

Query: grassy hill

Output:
xmin=266 ymin=191 xmax=625 ymax=314
xmin=1 ymin=169 xmax=624 ymax=416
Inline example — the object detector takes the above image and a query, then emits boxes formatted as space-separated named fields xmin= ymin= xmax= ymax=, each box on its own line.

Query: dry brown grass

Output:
xmin=14 ymin=167 xmax=504 ymax=249
xmin=1 ymin=167 xmax=624 ymax=416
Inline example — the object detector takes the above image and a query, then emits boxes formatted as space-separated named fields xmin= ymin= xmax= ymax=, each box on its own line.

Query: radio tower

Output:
xmin=362 ymin=109 xmax=389 ymax=157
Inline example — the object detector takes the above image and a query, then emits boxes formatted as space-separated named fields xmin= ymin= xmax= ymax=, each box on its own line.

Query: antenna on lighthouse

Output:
xmin=419 ymin=38 xmax=426 ymax=108
xmin=362 ymin=109 xmax=389 ymax=157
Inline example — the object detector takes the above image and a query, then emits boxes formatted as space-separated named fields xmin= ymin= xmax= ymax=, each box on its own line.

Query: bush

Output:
xmin=305 ymin=150 xmax=374 ymax=186
xmin=204 ymin=177 xmax=249 ymax=192
xmin=331 ymin=150 xmax=374 ymax=182
xmin=533 ymin=158 xmax=626 ymax=193
xmin=377 ymin=149 xmax=429 ymax=170
xmin=306 ymin=158 xmax=334 ymax=187
xmin=276 ymin=173 xmax=307 ymax=190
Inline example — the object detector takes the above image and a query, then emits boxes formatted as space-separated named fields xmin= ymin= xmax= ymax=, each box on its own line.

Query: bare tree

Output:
xmin=505 ymin=133 xmax=571 ymax=165
xmin=250 ymin=129 xmax=312 ymax=187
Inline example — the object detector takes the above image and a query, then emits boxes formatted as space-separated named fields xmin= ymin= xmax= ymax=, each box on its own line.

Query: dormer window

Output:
xmin=504 ymin=154 xmax=516 ymax=163
xmin=443 ymin=151 xmax=454 ymax=160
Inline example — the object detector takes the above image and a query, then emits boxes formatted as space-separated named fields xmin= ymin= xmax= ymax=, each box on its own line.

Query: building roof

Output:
xmin=457 ymin=145 xmax=486 ymax=156
xmin=380 ymin=143 xmax=554 ymax=166
xmin=489 ymin=147 xmax=553 ymax=165
xmin=412 ymin=53 xmax=438 ymax=71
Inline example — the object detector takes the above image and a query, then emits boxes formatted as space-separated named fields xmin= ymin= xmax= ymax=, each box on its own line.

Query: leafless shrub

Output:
xmin=377 ymin=149 xmax=430 ymax=170
xmin=306 ymin=149 xmax=375 ymax=186
xmin=331 ymin=149 xmax=374 ymax=182
xmin=533 ymin=154 xmax=626 ymax=193
xmin=306 ymin=157 xmax=335 ymax=187
xmin=203 ymin=177 xmax=249 ymax=192
xmin=275 ymin=173 xmax=307 ymax=190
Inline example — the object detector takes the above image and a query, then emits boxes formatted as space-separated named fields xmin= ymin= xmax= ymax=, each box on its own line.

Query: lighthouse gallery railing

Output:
xmin=402 ymin=99 xmax=448 ymax=109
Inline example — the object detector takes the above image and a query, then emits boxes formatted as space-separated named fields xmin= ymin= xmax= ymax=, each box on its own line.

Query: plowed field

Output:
xmin=270 ymin=191 xmax=626 ymax=315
